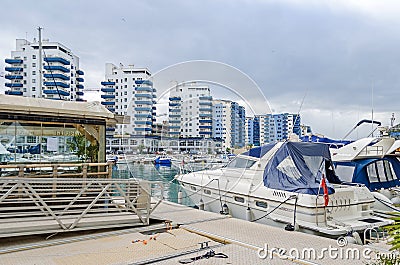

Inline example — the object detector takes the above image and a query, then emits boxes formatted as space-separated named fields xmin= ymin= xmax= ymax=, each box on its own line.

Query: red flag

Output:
xmin=321 ymin=176 xmax=329 ymax=206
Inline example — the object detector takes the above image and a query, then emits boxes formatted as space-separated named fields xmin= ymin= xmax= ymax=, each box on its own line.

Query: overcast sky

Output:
xmin=1 ymin=0 xmax=400 ymax=139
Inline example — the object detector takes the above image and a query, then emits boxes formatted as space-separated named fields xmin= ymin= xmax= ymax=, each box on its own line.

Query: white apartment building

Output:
xmin=168 ymin=83 xmax=213 ymax=138
xmin=4 ymin=38 xmax=84 ymax=101
xmin=213 ymin=99 xmax=246 ymax=149
xmin=101 ymin=63 xmax=156 ymax=135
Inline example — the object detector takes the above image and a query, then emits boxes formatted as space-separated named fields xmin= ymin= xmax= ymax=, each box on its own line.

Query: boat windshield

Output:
xmin=226 ymin=157 xmax=257 ymax=168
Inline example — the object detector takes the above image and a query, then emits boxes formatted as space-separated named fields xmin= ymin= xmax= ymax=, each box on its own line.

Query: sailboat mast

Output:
xmin=371 ymin=82 xmax=374 ymax=137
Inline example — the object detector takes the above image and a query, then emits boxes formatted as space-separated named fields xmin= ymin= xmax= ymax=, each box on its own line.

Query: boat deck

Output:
xmin=0 ymin=201 xmax=390 ymax=265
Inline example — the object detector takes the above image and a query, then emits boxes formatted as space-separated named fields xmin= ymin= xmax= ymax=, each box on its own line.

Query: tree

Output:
xmin=68 ymin=134 xmax=99 ymax=162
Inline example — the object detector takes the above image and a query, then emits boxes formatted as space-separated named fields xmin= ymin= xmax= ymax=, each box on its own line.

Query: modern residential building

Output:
xmin=213 ymin=99 xmax=246 ymax=149
xmin=4 ymin=38 xmax=84 ymax=101
xmin=249 ymin=113 xmax=301 ymax=145
xmin=245 ymin=116 xmax=260 ymax=146
xmin=100 ymin=63 xmax=157 ymax=136
xmin=168 ymin=83 xmax=213 ymax=138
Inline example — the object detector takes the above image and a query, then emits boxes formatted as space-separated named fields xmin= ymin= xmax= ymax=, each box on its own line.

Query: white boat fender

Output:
xmin=246 ymin=207 xmax=252 ymax=221
xmin=199 ymin=199 xmax=205 ymax=210
xmin=178 ymin=190 xmax=183 ymax=204
xmin=391 ymin=196 xmax=400 ymax=205
xmin=352 ymin=231 xmax=363 ymax=245
xmin=220 ymin=203 xmax=229 ymax=215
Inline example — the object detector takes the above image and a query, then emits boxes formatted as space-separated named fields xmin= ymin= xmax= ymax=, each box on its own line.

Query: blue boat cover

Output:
xmin=263 ymin=142 xmax=335 ymax=195
xmin=301 ymin=135 xmax=352 ymax=149
xmin=241 ymin=144 xmax=276 ymax=158
xmin=335 ymin=157 xmax=400 ymax=191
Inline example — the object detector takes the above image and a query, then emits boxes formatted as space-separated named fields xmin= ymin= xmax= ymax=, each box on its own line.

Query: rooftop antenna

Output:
xmin=38 ymin=26 xmax=43 ymax=98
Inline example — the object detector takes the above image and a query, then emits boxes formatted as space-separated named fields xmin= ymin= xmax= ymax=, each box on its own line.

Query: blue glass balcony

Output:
xmin=135 ymin=100 xmax=152 ymax=105
xmin=5 ymin=59 xmax=23 ymax=64
xmin=134 ymin=107 xmax=151 ymax=111
xmin=44 ymin=82 xmax=70 ymax=88
xmin=135 ymin=80 xmax=153 ymax=86
xmin=169 ymin=131 xmax=180 ymax=135
xmin=169 ymin=102 xmax=180 ymax=107
xmin=199 ymin=96 xmax=212 ymax=100
xmin=44 ymin=73 xmax=70 ymax=80
xmin=169 ymin=120 xmax=181 ymax=123
xmin=134 ymin=114 xmax=150 ymax=118
xmin=76 ymin=91 xmax=84 ymax=96
xmin=76 ymin=98 xmax=85 ymax=102
xmin=76 ymin=84 xmax=84 ymax=89
xmin=101 ymin=81 xmax=115 ymax=86
xmin=76 ymin=70 xmax=84 ymax=75
xmin=107 ymin=108 xmax=115 ymax=112
xmin=200 ymin=119 xmax=212 ymax=123
xmin=106 ymin=127 xmax=116 ymax=131
xmin=134 ymin=121 xmax=152 ymax=125
xmin=44 ymin=57 xmax=70 ymax=65
xmin=169 ymin=109 xmax=181 ymax=112
xmin=5 ymin=83 xmax=23 ymax=87
xmin=169 ymin=114 xmax=181 ymax=118
xmin=199 ymin=126 xmax=212 ymax=129
xmin=135 ymin=93 xmax=152 ymax=98
xmin=199 ymin=108 xmax=212 ymax=112
xmin=5 ymin=67 xmax=23 ymax=72
xmin=199 ymin=114 xmax=212 ymax=118
xmin=43 ymin=89 xmax=70 ymax=96
xmin=200 ymin=131 xmax=212 ymax=135
xmin=169 ymin=126 xmax=180 ymax=129
xmin=44 ymin=65 xmax=70 ymax=73
xmin=199 ymin=102 xmax=212 ymax=106
xmin=101 ymin=94 xmax=115 ymax=99
xmin=5 ymin=90 xmax=23 ymax=96
xmin=101 ymin=88 xmax=115 ymax=93
xmin=76 ymin=77 xmax=84 ymax=82
xmin=169 ymin=96 xmax=181 ymax=101
xmin=5 ymin=75 xmax=23 ymax=80
xmin=101 ymin=101 xmax=115 ymax=106
xmin=135 ymin=86 xmax=152 ymax=92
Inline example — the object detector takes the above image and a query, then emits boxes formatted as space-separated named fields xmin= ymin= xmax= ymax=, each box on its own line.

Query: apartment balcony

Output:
xmin=43 ymin=89 xmax=70 ymax=96
xmin=44 ymin=65 xmax=70 ymax=73
xmin=135 ymin=80 xmax=153 ymax=86
xmin=101 ymin=88 xmax=115 ymax=93
xmin=134 ymin=114 xmax=151 ymax=118
xmin=169 ymin=102 xmax=180 ymax=107
xmin=199 ymin=108 xmax=212 ymax=112
xmin=199 ymin=114 xmax=212 ymax=118
xmin=5 ymin=67 xmax=23 ymax=72
xmin=101 ymin=101 xmax=116 ymax=106
xmin=106 ymin=107 xmax=115 ymax=112
xmin=76 ymin=98 xmax=85 ymax=102
xmin=199 ymin=131 xmax=212 ymax=135
xmin=5 ymin=83 xmax=23 ymax=88
xmin=5 ymin=75 xmax=23 ymax=80
xmin=135 ymin=86 xmax=152 ymax=92
xmin=5 ymin=59 xmax=23 ymax=64
xmin=101 ymin=94 xmax=115 ymax=99
xmin=169 ymin=109 xmax=181 ymax=112
xmin=199 ymin=102 xmax=212 ymax=106
xmin=135 ymin=100 xmax=152 ymax=105
xmin=44 ymin=57 xmax=70 ymax=65
xmin=44 ymin=73 xmax=70 ymax=80
xmin=76 ymin=77 xmax=84 ymax=82
xmin=134 ymin=121 xmax=152 ymax=125
xmin=76 ymin=91 xmax=84 ymax=96
xmin=101 ymin=81 xmax=115 ymax=86
xmin=134 ymin=107 xmax=151 ymax=111
xmin=106 ymin=127 xmax=116 ymax=131
xmin=169 ymin=120 xmax=181 ymax=123
xmin=5 ymin=90 xmax=23 ymax=96
xmin=169 ymin=96 xmax=181 ymax=101
xmin=169 ymin=114 xmax=181 ymax=118
xmin=135 ymin=93 xmax=152 ymax=98
xmin=76 ymin=70 xmax=84 ymax=75
xmin=44 ymin=81 xmax=70 ymax=88
xmin=134 ymin=127 xmax=152 ymax=132
xmin=199 ymin=96 xmax=212 ymax=100
xmin=199 ymin=126 xmax=212 ymax=129
xmin=199 ymin=119 xmax=212 ymax=123
xmin=76 ymin=84 xmax=84 ymax=89
xmin=169 ymin=126 xmax=181 ymax=129
xmin=152 ymin=106 xmax=156 ymax=110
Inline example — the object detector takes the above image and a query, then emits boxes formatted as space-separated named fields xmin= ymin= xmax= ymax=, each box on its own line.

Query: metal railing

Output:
xmin=0 ymin=163 xmax=164 ymax=237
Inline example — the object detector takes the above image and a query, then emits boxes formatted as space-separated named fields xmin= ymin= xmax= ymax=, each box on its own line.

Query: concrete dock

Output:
xmin=0 ymin=200 xmax=390 ymax=264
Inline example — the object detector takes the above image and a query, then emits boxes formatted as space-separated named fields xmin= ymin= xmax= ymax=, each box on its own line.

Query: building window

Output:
xmin=32 ymin=63 xmax=36 ymax=67
xmin=32 ymin=55 xmax=36 ymax=59
xmin=32 ymin=79 xmax=36 ymax=83
xmin=32 ymin=71 xmax=36 ymax=75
